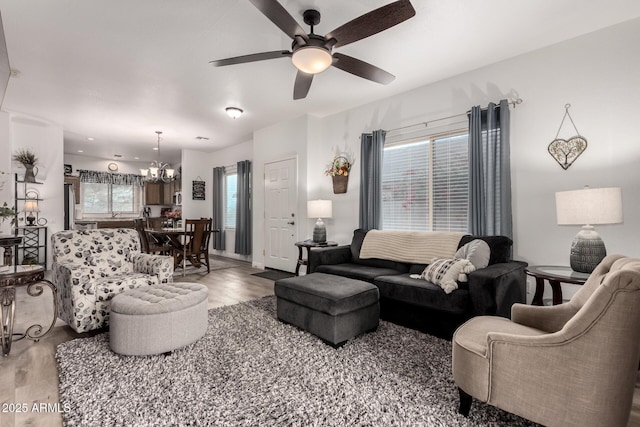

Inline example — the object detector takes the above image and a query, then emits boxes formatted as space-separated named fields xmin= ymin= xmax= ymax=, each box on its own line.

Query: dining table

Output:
xmin=146 ymin=227 xmax=219 ymax=269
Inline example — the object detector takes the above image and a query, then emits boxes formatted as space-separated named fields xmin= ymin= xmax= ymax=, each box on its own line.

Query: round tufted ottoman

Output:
xmin=109 ymin=282 xmax=209 ymax=356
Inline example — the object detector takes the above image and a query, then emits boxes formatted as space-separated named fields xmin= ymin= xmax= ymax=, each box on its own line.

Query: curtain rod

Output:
xmin=386 ymin=98 xmax=523 ymax=134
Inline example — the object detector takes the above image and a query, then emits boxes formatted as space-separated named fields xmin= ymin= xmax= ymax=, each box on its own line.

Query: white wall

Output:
xmin=249 ymin=18 xmax=640 ymax=300
xmin=181 ymin=149 xmax=213 ymax=220
xmin=2 ymin=113 xmax=64 ymax=269
xmin=252 ymin=115 xmax=309 ymax=269
xmin=0 ymin=111 xmax=12 ymax=236
xmin=208 ymin=140 xmax=252 ymax=261
xmin=63 ymin=153 xmax=151 ymax=176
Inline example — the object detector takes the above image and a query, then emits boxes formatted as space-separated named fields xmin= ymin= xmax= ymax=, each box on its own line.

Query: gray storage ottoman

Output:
xmin=109 ymin=282 xmax=209 ymax=356
xmin=274 ymin=272 xmax=379 ymax=347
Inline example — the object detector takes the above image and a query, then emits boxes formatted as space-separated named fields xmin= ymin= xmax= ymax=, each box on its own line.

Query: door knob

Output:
xmin=287 ymin=221 xmax=295 ymax=225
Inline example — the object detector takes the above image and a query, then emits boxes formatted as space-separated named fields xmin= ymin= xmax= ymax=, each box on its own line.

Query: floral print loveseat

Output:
xmin=51 ymin=228 xmax=174 ymax=333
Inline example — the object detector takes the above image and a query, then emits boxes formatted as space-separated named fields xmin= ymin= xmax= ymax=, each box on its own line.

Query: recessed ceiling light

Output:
xmin=225 ymin=107 xmax=243 ymax=119
xmin=77 ymin=150 xmax=84 ymax=153
xmin=134 ymin=156 xmax=140 ymax=160
xmin=87 ymin=137 xmax=95 ymax=141
xmin=153 ymin=147 xmax=158 ymax=151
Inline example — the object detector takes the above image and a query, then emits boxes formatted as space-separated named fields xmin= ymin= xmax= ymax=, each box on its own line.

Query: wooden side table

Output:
xmin=525 ymin=265 xmax=589 ymax=306
xmin=0 ymin=265 xmax=58 ymax=356
xmin=294 ymin=240 xmax=338 ymax=276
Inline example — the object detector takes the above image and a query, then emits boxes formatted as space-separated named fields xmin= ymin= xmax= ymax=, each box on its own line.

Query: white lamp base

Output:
xmin=570 ymin=225 xmax=606 ymax=273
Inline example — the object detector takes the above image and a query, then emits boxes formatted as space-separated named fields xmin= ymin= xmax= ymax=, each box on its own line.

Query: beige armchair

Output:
xmin=452 ymin=254 xmax=640 ymax=427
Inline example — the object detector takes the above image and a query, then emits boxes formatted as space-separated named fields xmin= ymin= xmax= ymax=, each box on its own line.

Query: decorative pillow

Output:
xmin=457 ymin=235 xmax=513 ymax=265
xmin=454 ymin=239 xmax=491 ymax=270
xmin=410 ymin=258 xmax=476 ymax=294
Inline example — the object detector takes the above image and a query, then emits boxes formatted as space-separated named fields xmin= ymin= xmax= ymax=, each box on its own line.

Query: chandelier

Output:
xmin=140 ymin=131 xmax=175 ymax=183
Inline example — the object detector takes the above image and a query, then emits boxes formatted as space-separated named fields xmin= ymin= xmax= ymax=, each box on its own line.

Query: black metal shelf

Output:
xmin=13 ymin=174 xmax=47 ymax=267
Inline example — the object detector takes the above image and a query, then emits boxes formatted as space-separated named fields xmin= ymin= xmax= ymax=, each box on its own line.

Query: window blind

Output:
xmin=381 ymin=131 xmax=469 ymax=232
xmin=224 ymin=173 xmax=237 ymax=229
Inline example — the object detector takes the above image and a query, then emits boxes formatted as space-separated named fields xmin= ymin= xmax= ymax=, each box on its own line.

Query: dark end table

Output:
xmin=525 ymin=265 xmax=589 ymax=306
xmin=294 ymin=240 xmax=338 ymax=276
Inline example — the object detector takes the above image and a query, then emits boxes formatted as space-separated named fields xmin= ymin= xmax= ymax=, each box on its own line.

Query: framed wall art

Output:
xmin=192 ymin=178 xmax=205 ymax=200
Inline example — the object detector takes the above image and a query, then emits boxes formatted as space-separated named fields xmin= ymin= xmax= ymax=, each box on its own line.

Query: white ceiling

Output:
xmin=1 ymin=0 xmax=639 ymax=164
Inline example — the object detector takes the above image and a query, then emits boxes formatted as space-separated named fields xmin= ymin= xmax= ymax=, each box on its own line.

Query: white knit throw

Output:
xmin=359 ymin=230 xmax=465 ymax=265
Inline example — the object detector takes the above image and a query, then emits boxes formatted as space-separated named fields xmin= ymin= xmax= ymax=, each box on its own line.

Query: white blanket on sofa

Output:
xmin=359 ymin=230 xmax=465 ymax=265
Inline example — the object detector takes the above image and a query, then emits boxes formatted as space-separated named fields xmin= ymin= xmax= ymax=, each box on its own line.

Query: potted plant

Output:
xmin=12 ymin=149 xmax=39 ymax=183
xmin=325 ymin=155 xmax=353 ymax=194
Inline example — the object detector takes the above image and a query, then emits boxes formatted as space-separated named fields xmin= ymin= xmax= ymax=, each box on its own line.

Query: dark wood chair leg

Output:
xmin=458 ymin=387 xmax=472 ymax=416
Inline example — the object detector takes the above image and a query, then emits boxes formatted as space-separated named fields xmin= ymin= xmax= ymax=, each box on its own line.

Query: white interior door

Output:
xmin=264 ymin=158 xmax=298 ymax=272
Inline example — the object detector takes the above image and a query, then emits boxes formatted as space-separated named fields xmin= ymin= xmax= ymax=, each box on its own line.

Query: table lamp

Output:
xmin=555 ymin=186 xmax=623 ymax=273
xmin=23 ymin=199 xmax=39 ymax=226
xmin=307 ymin=200 xmax=333 ymax=243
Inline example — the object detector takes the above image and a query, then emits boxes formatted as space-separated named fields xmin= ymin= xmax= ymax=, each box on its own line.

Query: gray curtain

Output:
xmin=212 ymin=167 xmax=225 ymax=250
xmin=468 ymin=99 xmax=512 ymax=238
xmin=234 ymin=160 xmax=252 ymax=255
xmin=359 ymin=129 xmax=385 ymax=230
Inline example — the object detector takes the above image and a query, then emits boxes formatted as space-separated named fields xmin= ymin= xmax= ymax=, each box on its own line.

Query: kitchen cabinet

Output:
xmin=144 ymin=180 xmax=182 ymax=205
xmin=144 ymin=182 xmax=164 ymax=205
xmin=163 ymin=182 xmax=173 ymax=205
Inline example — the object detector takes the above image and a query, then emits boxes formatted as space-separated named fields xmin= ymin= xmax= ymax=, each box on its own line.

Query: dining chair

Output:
xmin=176 ymin=218 xmax=212 ymax=275
xmin=134 ymin=218 xmax=173 ymax=255
xmin=146 ymin=217 xmax=171 ymax=245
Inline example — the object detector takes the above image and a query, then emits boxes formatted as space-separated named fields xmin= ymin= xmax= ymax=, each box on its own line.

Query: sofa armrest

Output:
xmin=133 ymin=253 xmax=174 ymax=283
xmin=308 ymin=245 xmax=352 ymax=273
xmin=52 ymin=262 xmax=97 ymax=331
xmin=467 ymin=261 xmax=527 ymax=317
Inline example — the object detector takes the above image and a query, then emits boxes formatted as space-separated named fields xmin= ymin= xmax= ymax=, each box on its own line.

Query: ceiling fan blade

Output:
xmin=325 ymin=0 xmax=416 ymax=48
xmin=210 ymin=50 xmax=291 ymax=67
xmin=332 ymin=53 xmax=395 ymax=85
xmin=293 ymin=71 xmax=313 ymax=100
xmin=249 ymin=0 xmax=307 ymax=40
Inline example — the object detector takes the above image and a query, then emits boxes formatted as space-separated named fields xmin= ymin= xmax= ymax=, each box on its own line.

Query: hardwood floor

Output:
xmin=1 ymin=256 xmax=639 ymax=427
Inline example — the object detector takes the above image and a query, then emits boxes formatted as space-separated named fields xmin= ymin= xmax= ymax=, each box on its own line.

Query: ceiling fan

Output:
xmin=210 ymin=0 xmax=416 ymax=100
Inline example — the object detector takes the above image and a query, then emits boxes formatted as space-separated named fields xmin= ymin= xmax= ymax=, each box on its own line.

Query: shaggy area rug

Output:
xmin=56 ymin=297 xmax=538 ymax=427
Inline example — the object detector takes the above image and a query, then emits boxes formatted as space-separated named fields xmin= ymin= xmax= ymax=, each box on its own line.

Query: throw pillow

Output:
xmin=457 ymin=235 xmax=512 ymax=265
xmin=455 ymin=239 xmax=491 ymax=270
xmin=410 ymin=258 xmax=476 ymax=294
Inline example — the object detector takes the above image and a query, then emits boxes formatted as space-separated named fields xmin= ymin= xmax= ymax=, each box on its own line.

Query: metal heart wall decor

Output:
xmin=548 ymin=104 xmax=588 ymax=170
xmin=548 ymin=136 xmax=587 ymax=170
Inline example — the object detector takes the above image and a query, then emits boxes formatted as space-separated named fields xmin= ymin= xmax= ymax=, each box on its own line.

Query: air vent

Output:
xmin=195 ymin=136 xmax=210 ymax=141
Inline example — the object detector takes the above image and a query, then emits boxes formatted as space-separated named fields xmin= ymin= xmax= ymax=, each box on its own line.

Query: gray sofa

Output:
xmin=308 ymin=229 xmax=527 ymax=339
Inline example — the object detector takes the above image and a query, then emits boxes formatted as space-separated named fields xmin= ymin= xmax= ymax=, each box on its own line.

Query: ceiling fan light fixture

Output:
xmin=225 ymin=107 xmax=243 ymax=119
xmin=292 ymin=46 xmax=332 ymax=74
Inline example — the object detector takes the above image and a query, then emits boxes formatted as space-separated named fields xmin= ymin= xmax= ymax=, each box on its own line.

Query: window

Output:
xmin=83 ymin=182 xmax=138 ymax=214
xmin=224 ymin=172 xmax=237 ymax=229
xmin=382 ymin=131 xmax=469 ymax=232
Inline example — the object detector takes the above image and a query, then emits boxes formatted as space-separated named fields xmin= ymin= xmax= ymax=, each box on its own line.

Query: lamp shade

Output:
xmin=556 ymin=187 xmax=623 ymax=225
xmin=23 ymin=199 xmax=39 ymax=212
xmin=307 ymin=200 xmax=332 ymax=219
